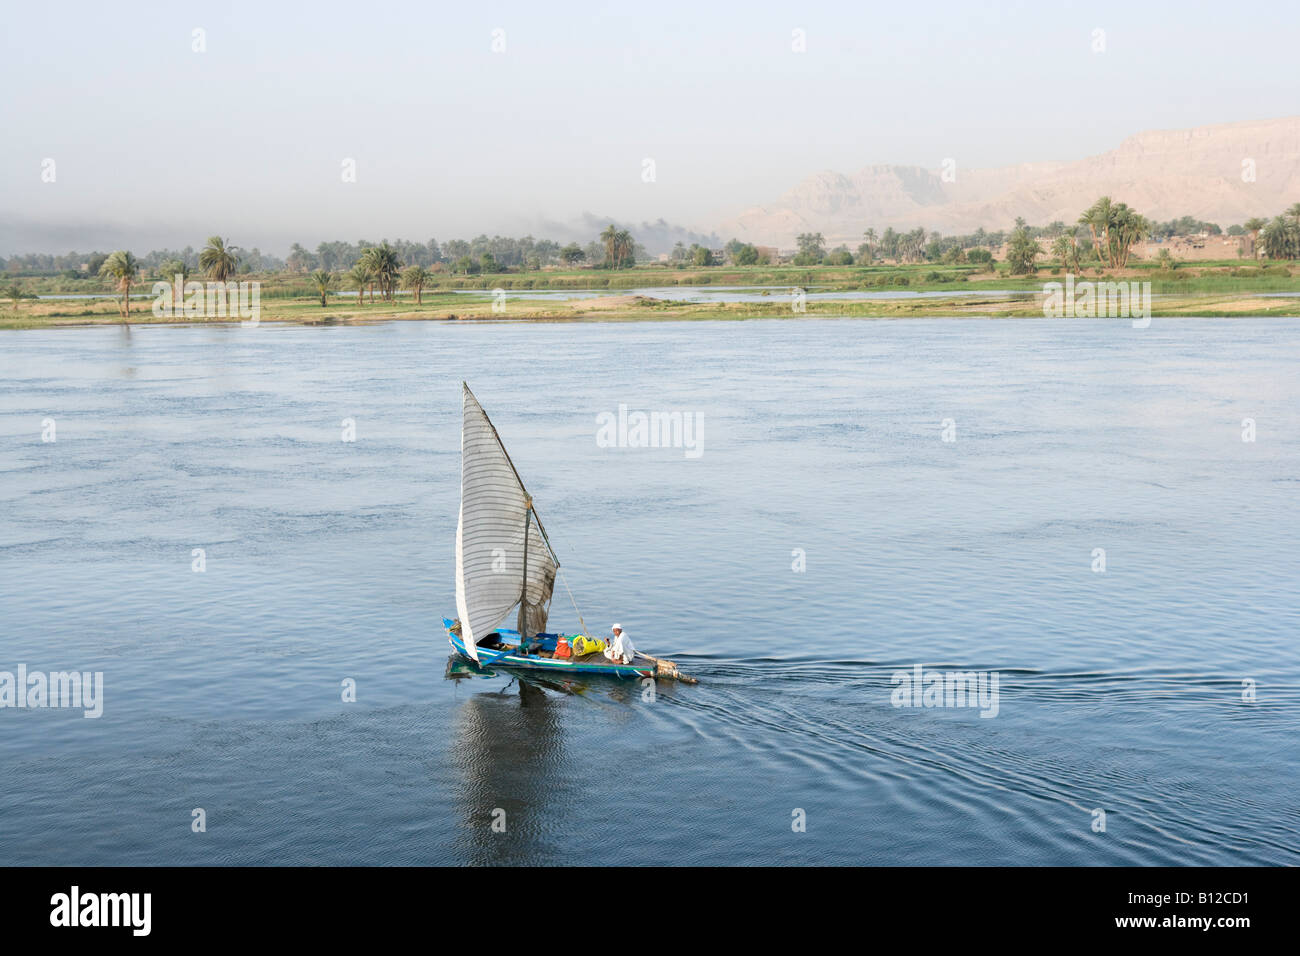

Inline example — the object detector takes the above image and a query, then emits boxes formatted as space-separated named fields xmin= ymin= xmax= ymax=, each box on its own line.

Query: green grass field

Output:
xmin=2 ymin=260 xmax=1297 ymax=329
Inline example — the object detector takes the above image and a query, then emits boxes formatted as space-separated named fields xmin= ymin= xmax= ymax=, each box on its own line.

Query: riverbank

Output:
xmin=8 ymin=258 xmax=1300 ymax=297
xmin=6 ymin=260 xmax=1299 ymax=329
xmin=3 ymin=288 xmax=1299 ymax=329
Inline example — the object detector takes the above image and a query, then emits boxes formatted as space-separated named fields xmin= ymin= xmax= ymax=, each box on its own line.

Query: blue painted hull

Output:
xmin=443 ymin=619 xmax=654 ymax=678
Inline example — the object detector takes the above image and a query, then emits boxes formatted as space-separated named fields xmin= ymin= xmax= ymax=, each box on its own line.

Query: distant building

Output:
xmin=1133 ymin=235 xmax=1244 ymax=261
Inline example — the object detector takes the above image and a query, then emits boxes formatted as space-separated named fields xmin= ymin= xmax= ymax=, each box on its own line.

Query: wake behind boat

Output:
xmin=444 ymin=383 xmax=695 ymax=683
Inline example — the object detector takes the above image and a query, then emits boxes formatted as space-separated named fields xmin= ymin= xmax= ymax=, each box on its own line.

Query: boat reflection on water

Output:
xmin=443 ymin=656 xmax=644 ymax=864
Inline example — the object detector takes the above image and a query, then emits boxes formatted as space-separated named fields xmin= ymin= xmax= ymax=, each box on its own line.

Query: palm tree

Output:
xmin=1260 ymin=216 xmax=1300 ymax=260
xmin=402 ymin=265 xmax=430 ymax=304
xmin=358 ymin=248 xmax=377 ymax=301
xmin=361 ymin=242 xmax=402 ymax=300
xmin=1006 ymin=224 xmax=1039 ymax=275
xmin=159 ymin=258 xmax=189 ymax=282
xmin=310 ymin=270 xmax=334 ymax=307
xmin=879 ymin=227 xmax=899 ymax=261
xmin=377 ymin=240 xmax=400 ymax=297
xmin=1080 ymin=197 xmax=1116 ymax=268
xmin=159 ymin=258 xmax=190 ymax=308
xmin=1288 ymin=203 xmax=1300 ymax=228
xmin=614 ymin=230 xmax=634 ymax=269
xmin=1111 ymin=204 xmax=1149 ymax=267
xmin=1243 ymin=217 xmax=1266 ymax=259
xmin=199 ymin=236 xmax=239 ymax=282
xmin=902 ymin=228 xmax=926 ymax=263
xmin=600 ymin=224 xmax=618 ymax=268
xmin=1051 ymin=235 xmax=1073 ymax=270
xmin=98 ymin=250 xmax=139 ymax=319
xmin=378 ymin=243 xmax=402 ymax=298
xmin=862 ymin=228 xmax=878 ymax=261
xmin=348 ymin=263 xmax=373 ymax=304
xmin=5 ymin=283 xmax=22 ymax=312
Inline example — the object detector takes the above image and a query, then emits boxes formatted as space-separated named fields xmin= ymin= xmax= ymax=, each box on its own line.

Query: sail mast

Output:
xmin=517 ymin=502 xmax=531 ymax=640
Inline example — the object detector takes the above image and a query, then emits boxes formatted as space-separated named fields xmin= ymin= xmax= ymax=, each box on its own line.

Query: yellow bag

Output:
xmin=570 ymin=635 xmax=607 ymax=657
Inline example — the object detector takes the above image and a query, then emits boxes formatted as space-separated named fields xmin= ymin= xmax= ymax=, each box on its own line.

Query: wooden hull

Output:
xmin=443 ymin=620 xmax=654 ymax=679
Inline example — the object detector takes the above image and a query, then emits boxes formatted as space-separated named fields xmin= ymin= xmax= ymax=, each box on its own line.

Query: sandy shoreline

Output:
xmin=4 ymin=309 xmax=1296 ymax=332
xmin=3 ymin=287 xmax=1298 ymax=330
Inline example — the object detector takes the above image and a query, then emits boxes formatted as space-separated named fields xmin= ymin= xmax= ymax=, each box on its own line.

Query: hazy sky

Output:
xmin=3 ymin=0 xmax=1298 ymax=254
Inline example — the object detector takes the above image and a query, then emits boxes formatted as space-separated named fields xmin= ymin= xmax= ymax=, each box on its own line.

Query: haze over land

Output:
xmin=3 ymin=1 xmax=1300 ymax=255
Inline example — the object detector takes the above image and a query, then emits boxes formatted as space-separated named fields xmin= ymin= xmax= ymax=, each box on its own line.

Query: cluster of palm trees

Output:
xmin=859 ymin=227 xmax=930 ymax=263
xmin=891 ymin=228 xmax=930 ymax=263
xmin=1248 ymin=204 xmax=1300 ymax=260
xmin=94 ymin=236 xmax=241 ymax=319
xmin=1078 ymin=198 xmax=1149 ymax=269
xmin=310 ymin=242 xmax=435 ymax=308
xmin=345 ymin=242 xmax=401 ymax=302
xmin=599 ymin=225 xmax=636 ymax=269
xmin=89 ymin=233 xmax=435 ymax=315
xmin=320 ymin=243 xmax=417 ymax=307
xmin=1050 ymin=230 xmax=1084 ymax=273
xmin=85 ymin=227 xmax=651 ymax=320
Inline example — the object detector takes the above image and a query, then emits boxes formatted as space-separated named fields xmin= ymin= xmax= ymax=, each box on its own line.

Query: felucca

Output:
xmin=443 ymin=383 xmax=695 ymax=683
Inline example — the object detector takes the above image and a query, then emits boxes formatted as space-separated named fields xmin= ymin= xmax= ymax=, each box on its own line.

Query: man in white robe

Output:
xmin=604 ymin=623 xmax=636 ymax=664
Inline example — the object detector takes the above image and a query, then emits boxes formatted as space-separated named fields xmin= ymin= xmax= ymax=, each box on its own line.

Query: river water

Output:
xmin=0 ymin=317 xmax=1296 ymax=864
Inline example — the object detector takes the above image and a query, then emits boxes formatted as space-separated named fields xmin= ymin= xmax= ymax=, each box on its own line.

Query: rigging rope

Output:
xmin=556 ymin=564 xmax=591 ymax=637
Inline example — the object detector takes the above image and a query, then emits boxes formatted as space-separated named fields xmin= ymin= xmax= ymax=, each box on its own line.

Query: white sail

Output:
xmin=454 ymin=383 xmax=557 ymax=663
